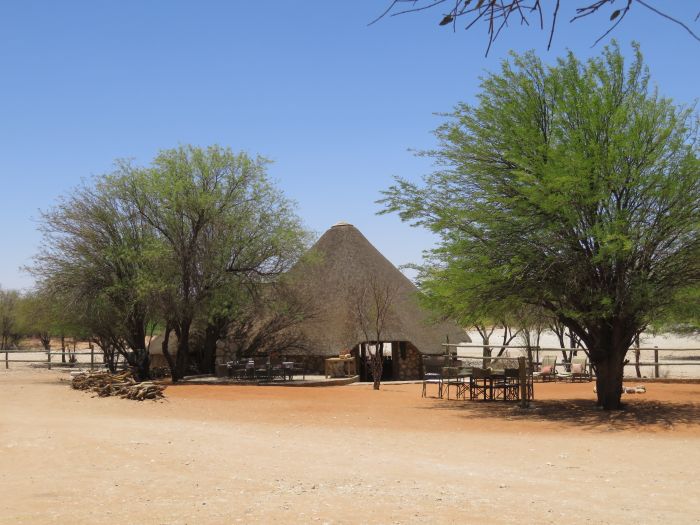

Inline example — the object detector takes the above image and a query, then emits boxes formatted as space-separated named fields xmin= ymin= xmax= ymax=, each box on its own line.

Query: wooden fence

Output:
xmin=443 ymin=344 xmax=700 ymax=379
xmin=2 ymin=348 xmax=108 ymax=370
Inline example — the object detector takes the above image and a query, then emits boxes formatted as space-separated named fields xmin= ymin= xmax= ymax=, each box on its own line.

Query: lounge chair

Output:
xmin=558 ymin=355 xmax=590 ymax=382
xmin=532 ymin=355 xmax=557 ymax=382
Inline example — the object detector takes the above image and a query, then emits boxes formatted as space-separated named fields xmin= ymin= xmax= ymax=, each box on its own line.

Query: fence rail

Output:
xmin=443 ymin=343 xmax=700 ymax=379
xmin=2 ymin=348 xmax=105 ymax=370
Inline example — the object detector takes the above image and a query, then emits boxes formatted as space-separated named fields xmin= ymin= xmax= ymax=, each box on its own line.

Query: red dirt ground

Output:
xmin=2 ymin=368 xmax=699 ymax=524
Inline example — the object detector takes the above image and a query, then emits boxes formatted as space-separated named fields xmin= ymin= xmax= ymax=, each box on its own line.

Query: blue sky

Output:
xmin=1 ymin=1 xmax=698 ymax=290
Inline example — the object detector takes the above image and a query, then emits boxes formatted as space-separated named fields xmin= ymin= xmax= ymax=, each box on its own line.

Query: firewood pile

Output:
xmin=71 ymin=370 xmax=165 ymax=400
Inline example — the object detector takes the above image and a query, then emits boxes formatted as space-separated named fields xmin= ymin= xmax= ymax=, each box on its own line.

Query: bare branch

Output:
xmin=547 ymin=0 xmax=560 ymax=50
xmin=636 ymin=0 xmax=700 ymax=42
xmin=372 ymin=0 xmax=700 ymax=55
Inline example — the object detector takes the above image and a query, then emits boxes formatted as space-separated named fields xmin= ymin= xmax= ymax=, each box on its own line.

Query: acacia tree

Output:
xmin=381 ymin=43 xmax=699 ymax=410
xmin=0 ymin=287 xmax=20 ymax=350
xmin=18 ymin=291 xmax=59 ymax=351
xmin=120 ymin=145 xmax=309 ymax=381
xmin=31 ymin=177 xmax=158 ymax=379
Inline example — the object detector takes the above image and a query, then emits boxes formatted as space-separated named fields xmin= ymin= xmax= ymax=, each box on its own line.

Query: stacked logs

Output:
xmin=71 ymin=370 xmax=165 ymax=401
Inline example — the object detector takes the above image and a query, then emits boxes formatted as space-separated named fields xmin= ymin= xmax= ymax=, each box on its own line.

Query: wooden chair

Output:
xmin=469 ymin=367 xmax=493 ymax=400
xmin=442 ymin=366 xmax=464 ymax=400
xmin=455 ymin=365 xmax=475 ymax=400
xmin=501 ymin=368 xmax=521 ymax=401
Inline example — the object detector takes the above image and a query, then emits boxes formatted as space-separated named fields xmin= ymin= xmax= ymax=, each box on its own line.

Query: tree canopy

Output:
xmin=30 ymin=145 xmax=311 ymax=381
xmin=380 ymin=42 xmax=700 ymax=409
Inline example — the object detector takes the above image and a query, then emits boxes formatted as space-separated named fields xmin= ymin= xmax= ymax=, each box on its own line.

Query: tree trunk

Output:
xmin=593 ymin=346 xmax=626 ymax=410
xmin=372 ymin=343 xmax=384 ymax=390
xmin=40 ymin=332 xmax=51 ymax=351
xmin=132 ymin=349 xmax=151 ymax=381
xmin=175 ymin=320 xmax=191 ymax=381
xmin=200 ymin=322 xmax=221 ymax=375
xmin=95 ymin=337 xmax=117 ymax=372
xmin=161 ymin=324 xmax=177 ymax=382
xmin=481 ymin=335 xmax=490 ymax=357
xmin=568 ymin=330 xmax=579 ymax=360
xmin=481 ymin=335 xmax=492 ymax=368
xmin=104 ymin=347 xmax=116 ymax=373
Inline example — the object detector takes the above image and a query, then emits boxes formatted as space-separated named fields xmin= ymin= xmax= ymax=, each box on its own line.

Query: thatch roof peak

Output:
xmin=287 ymin=222 xmax=470 ymax=356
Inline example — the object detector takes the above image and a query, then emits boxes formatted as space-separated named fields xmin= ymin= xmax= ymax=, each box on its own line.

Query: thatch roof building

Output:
xmin=286 ymin=222 xmax=469 ymax=378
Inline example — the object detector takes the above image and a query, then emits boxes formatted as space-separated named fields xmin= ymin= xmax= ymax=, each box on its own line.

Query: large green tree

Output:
xmin=31 ymin=146 xmax=309 ymax=381
xmin=119 ymin=145 xmax=310 ymax=381
xmin=31 ymin=176 xmax=158 ymax=378
xmin=381 ymin=43 xmax=699 ymax=410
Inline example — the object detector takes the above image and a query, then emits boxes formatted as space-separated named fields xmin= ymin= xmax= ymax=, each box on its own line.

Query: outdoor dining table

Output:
xmin=468 ymin=369 xmax=511 ymax=401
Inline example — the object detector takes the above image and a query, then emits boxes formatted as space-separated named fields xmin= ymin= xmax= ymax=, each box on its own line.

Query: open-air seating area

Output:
xmin=421 ymin=356 xmax=534 ymax=403
xmin=225 ymin=358 xmax=306 ymax=383
xmin=531 ymin=354 xmax=593 ymax=383
xmin=422 ymin=352 xmax=594 ymax=403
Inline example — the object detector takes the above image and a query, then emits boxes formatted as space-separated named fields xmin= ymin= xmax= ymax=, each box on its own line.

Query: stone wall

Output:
xmin=397 ymin=343 xmax=424 ymax=380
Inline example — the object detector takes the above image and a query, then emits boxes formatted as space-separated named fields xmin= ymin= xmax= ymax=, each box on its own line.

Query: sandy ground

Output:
xmin=1 ymin=369 xmax=700 ymax=524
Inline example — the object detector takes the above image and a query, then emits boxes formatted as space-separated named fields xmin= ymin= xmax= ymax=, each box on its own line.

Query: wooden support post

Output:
xmin=654 ymin=347 xmax=659 ymax=378
xmin=5 ymin=351 xmax=8 ymax=369
xmin=90 ymin=346 xmax=94 ymax=370
xmin=48 ymin=351 xmax=52 ymax=370
xmin=518 ymin=356 xmax=528 ymax=408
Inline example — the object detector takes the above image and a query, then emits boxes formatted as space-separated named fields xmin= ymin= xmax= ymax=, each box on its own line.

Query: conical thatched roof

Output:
xmin=286 ymin=222 xmax=470 ymax=356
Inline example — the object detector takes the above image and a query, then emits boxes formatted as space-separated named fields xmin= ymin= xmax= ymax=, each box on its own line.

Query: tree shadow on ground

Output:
xmin=422 ymin=397 xmax=700 ymax=432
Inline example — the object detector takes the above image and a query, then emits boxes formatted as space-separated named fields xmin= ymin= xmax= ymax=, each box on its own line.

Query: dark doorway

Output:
xmin=357 ymin=342 xmax=395 ymax=382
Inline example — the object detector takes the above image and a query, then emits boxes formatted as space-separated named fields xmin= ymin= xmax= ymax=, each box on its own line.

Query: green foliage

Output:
xmin=0 ymin=287 xmax=21 ymax=349
xmin=651 ymin=284 xmax=700 ymax=334
xmin=116 ymin=145 xmax=310 ymax=378
xmin=380 ymin=43 xmax=699 ymax=408
xmin=30 ymin=145 xmax=310 ymax=379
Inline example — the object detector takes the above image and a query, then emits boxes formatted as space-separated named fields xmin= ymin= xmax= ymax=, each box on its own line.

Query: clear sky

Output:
xmin=1 ymin=0 xmax=698 ymax=290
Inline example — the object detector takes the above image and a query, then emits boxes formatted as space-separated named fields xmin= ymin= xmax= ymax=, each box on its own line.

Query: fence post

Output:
xmin=518 ymin=356 xmax=528 ymax=408
xmin=48 ymin=351 xmax=51 ymax=370
xmin=5 ymin=351 xmax=8 ymax=369
xmin=90 ymin=346 xmax=94 ymax=370
xmin=654 ymin=347 xmax=659 ymax=379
